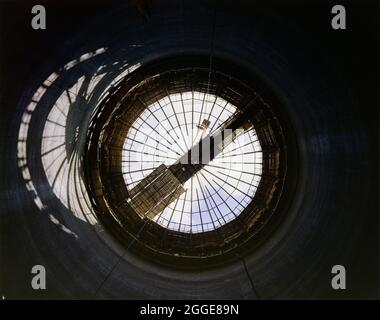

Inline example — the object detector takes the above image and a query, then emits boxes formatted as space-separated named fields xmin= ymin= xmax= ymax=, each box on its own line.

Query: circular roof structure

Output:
xmin=122 ymin=91 xmax=263 ymax=233
xmin=84 ymin=55 xmax=286 ymax=268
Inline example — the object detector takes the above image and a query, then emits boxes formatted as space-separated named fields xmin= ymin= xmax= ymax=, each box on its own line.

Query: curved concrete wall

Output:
xmin=1 ymin=0 xmax=378 ymax=299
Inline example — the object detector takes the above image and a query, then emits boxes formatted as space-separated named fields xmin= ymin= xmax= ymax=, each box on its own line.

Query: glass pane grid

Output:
xmin=122 ymin=91 xmax=263 ymax=234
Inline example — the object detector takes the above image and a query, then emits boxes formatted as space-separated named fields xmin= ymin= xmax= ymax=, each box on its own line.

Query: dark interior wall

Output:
xmin=0 ymin=0 xmax=378 ymax=299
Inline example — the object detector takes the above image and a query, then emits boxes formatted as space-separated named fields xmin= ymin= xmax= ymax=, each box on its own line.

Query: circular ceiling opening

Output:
xmin=122 ymin=91 xmax=263 ymax=234
xmin=84 ymin=55 xmax=288 ymax=269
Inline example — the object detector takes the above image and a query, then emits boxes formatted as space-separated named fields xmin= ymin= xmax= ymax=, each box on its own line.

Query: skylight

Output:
xmin=122 ymin=91 xmax=263 ymax=233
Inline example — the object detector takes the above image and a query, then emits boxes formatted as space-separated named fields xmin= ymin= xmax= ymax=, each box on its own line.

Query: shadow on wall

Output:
xmin=14 ymin=46 xmax=143 ymax=298
xmin=18 ymin=47 xmax=140 ymax=236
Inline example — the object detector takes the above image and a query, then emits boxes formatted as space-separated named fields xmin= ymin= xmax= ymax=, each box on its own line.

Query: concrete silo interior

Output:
xmin=0 ymin=0 xmax=379 ymax=299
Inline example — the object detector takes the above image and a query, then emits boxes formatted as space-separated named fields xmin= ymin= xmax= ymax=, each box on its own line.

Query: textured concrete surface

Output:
xmin=0 ymin=0 xmax=378 ymax=299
